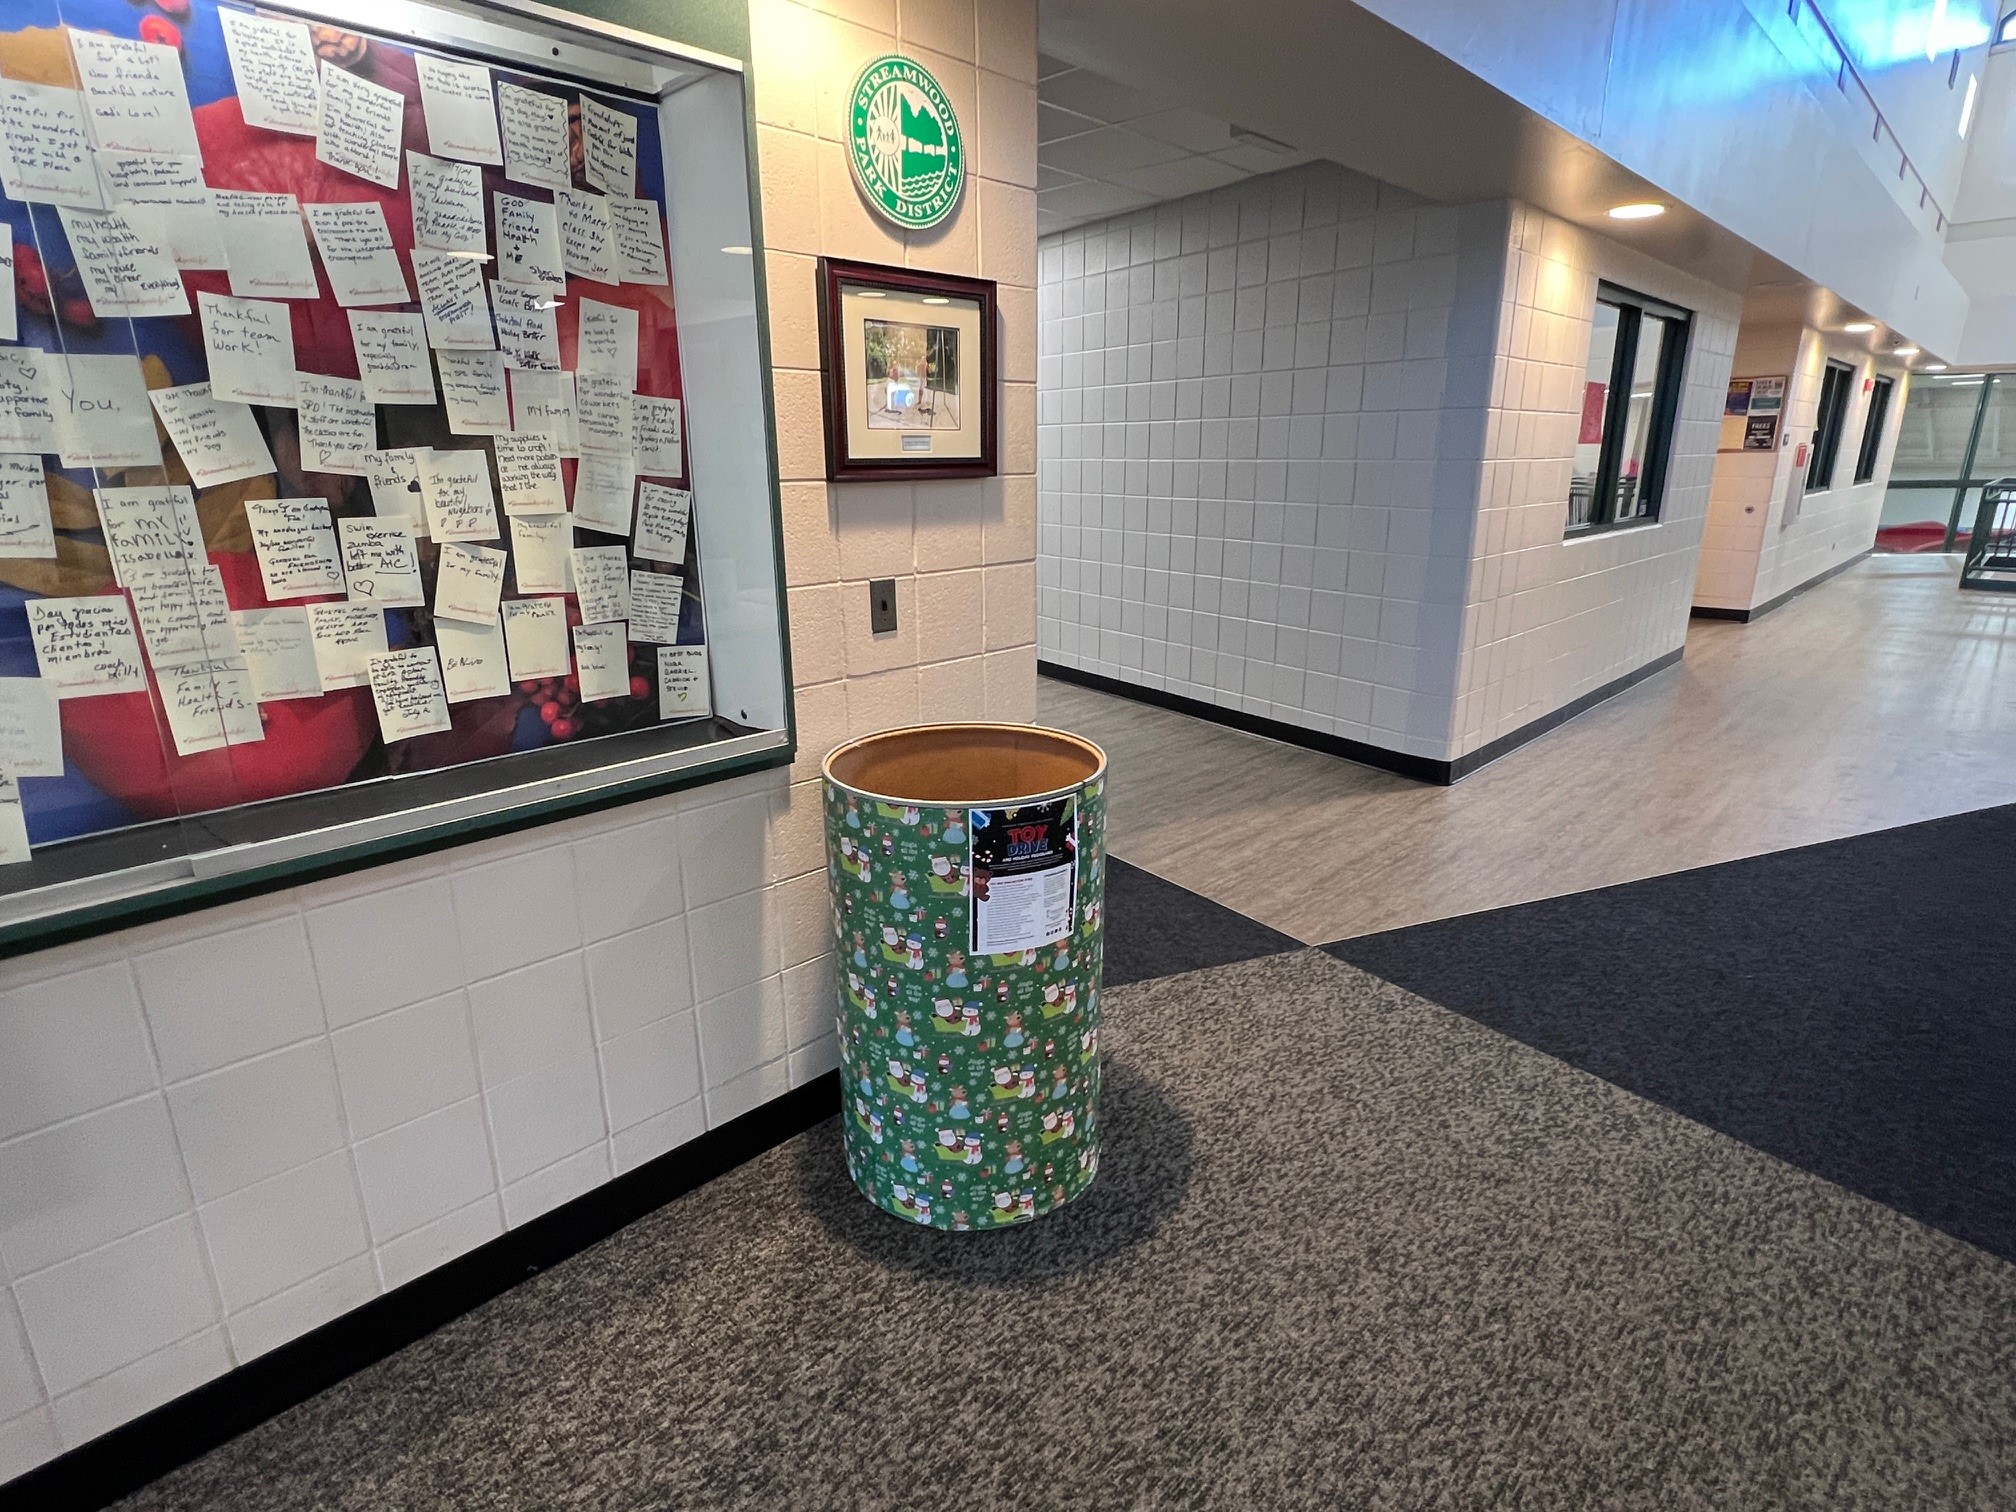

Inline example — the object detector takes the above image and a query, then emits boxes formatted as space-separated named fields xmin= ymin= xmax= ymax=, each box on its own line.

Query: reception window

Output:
xmin=1567 ymin=283 xmax=1692 ymax=536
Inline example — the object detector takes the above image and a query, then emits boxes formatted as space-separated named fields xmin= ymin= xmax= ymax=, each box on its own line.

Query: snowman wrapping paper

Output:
xmin=825 ymin=773 xmax=1105 ymax=1230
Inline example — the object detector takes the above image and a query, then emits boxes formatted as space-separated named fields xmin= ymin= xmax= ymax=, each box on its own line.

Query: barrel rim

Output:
xmin=820 ymin=721 xmax=1108 ymax=809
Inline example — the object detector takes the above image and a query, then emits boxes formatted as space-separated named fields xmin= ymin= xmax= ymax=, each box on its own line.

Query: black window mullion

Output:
xmin=1595 ymin=303 xmax=1641 ymax=528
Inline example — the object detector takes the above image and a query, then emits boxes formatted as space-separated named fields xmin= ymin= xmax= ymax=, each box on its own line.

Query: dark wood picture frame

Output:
xmin=816 ymin=257 xmax=999 ymax=481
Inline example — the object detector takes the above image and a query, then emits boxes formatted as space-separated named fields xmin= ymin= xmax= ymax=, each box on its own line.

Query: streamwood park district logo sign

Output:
xmin=849 ymin=55 xmax=965 ymax=230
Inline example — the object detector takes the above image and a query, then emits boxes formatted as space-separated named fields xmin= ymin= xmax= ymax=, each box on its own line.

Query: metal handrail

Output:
xmin=1796 ymin=0 xmax=1952 ymax=233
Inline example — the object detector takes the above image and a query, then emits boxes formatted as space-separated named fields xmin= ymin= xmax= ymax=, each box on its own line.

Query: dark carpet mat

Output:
xmin=1326 ymin=803 xmax=2016 ymax=1264
xmin=1100 ymin=855 xmax=1300 ymax=987
xmin=115 ymin=952 xmax=2016 ymax=1510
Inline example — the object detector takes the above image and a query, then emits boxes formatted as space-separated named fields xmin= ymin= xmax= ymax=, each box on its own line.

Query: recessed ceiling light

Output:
xmin=1923 ymin=362 xmax=1949 ymax=371
xmin=1607 ymin=202 xmax=1666 ymax=220
xmin=922 ymin=296 xmax=951 ymax=305
xmin=1841 ymin=321 xmax=1876 ymax=333
xmin=720 ymin=244 xmax=752 ymax=255
xmin=857 ymin=290 xmax=887 ymax=298
xmin=1894 ymin=346 xmax=1921 ymax=357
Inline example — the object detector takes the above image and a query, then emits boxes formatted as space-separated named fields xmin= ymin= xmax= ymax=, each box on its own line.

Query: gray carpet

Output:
xmin=120 ymin=952 xmax=2016 ymax=1510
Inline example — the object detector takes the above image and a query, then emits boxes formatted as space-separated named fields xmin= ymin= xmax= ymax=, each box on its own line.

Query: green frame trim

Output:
xmin=2 ymin=0 xmax=802 ymax=960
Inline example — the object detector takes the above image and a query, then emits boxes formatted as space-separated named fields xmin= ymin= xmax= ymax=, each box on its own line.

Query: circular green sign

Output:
xmin=847 ymin=54 xmax=965 ymax=230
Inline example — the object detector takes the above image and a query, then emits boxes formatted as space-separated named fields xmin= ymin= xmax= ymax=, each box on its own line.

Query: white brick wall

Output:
xmin=1036 ymin=167 xmax=1742 ymax=765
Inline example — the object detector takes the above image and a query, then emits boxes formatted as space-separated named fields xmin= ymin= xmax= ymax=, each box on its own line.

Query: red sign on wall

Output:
xmin=1579 ymin=382 xmax=1608 ymax=445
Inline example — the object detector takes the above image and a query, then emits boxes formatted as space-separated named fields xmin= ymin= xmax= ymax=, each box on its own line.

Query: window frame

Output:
xmin=1808 ymin=360 xmax=1856 ymax=493
xmin=1854 ymin=373 xmax=1896 ymax=484
xmin=1567 ymin=281 xmax=1693 ymax=539
xmin=1998 ymin=9 xmax=2016 ymax=46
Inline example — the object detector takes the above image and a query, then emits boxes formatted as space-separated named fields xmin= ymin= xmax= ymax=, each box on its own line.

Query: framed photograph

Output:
xmin=817 ymin=258 xmax=998 ymax=480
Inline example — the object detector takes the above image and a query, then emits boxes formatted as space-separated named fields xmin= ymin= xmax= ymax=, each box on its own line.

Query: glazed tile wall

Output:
xmin=1694 ymin=323 xmax=1906 ymax=613
xmin=0 ymin=0 xmax=1040 ymax=1482
xmin=1035 ymin=167 xmax=1740 ymax=764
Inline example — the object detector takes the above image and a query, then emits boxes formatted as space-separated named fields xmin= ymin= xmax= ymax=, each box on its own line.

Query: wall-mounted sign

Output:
xmin=1721 ymin=373 xmax=1788 ymax=450
xmin=848 ymin=55 xmax=965 ymax=230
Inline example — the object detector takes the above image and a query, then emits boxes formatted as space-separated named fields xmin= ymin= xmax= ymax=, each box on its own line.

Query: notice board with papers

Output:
xmin=0 ymin=0 xmax=790 ymax=943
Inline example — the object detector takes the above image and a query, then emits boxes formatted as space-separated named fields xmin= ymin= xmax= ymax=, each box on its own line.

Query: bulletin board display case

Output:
xmin=0 ymin=0 xmax=792 ymax=947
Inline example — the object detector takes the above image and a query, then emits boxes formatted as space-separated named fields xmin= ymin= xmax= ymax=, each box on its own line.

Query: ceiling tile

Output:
xmin=1037 ymin=54 xmax=1077 ymax=81
xmin=1127 ymin=108 xmax=1238 ymax=155
xmin=1039 ymin=102 xmax=1104 ymax=145
xmin=1106 ymin=154 xmax=1254 ymax=200
xmin=1038 ymin=163 xmax=1088 ymax=191
xmin=1042 ymin=126 xmax=1190 ymax=180
xmin=1038 ymin=69 xmax=1168 ymax=125
xmin=1211 ymin=140 xmax=1315 ymax=173
xmin=1037 ymin=179 xmax=1158 ymax=225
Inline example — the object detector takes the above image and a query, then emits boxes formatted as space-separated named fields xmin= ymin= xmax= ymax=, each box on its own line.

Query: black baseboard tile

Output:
xmin=1689 ymin=548 xmax=1872 ymax=624
xmin=1 ymin=1072 xmax=843 ymax=1512
xmin=1040 ymin=648 xmax=1683 ymax=786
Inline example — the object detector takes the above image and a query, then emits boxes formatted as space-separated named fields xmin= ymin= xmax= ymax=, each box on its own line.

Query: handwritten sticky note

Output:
xmin=0 ymin=352 xmax=56 ymax=453
xmin=415 ymin=54 xmax=502 ymax=166
xmin=231 ymin=607 xmax=321 ymax=701
xmin=127 ymin=566 xmax=238 ymax=669
xmin=68 ymin=31 xmax=199 ymax=157
xmin=509 ymin=370 xmax=579 ymax=456
xmin=491 ymin=283 xmax=561 ymax=372
xmin=348 ymin=311 xmax=435 ymax=405
xmin=243 ymin=497 xmax=346 ymax=604
xmin=434 ymin=541 xmax=507 ymax=625
xmin=557 ymin=187 xmax=616 ymax=283
xmin=218 ymin=191 xmax=318 ymax=299
xmin=657 ymin=644 xmax=710 ymax=720
xmin=339 ymin=516 xmax=424 ymax=607
xmin=96 ymin=153 xmax=224 ymax=271
xmin=161 ymin=658 xmax=265 ymax=757
xmin=56 ymin=206 xmax=188 ymax=319
xmin=316 ymin=63 xmax=403 ymax=190
xmin=436 ymin=616 xmax=510 ymax=702
xmin=26 ymin=596 xmax=147 ymax=698
xmin=0 ymin=677 xmax=62 ymax=776
xmin=52 ymin=353 xmax=161 ymax=470
xmin=95 ymin=484 xmax=203 ymax=587
xmin=0 ymin=242 xmax=13 ymax=342
xmin=0 ymin=82 xmax=104 ymax=209
xmin=438 ymin=350 xmax=510 ymax=435
xmin=365 ymin=448 xmax=430 ymax=536
xmin=494 ymin=193 xmax=564 ymax=291
xmin=305 ymin=601 xmax=387 ymax=689
xmin=635 ymin=395 xmax=683 ymax=476
xmin=575 ymin=373 xmax=635 ymax=456
xmin=573 ymin=620 xmax=629 ymax=702
xmin=495 ymin=431 xmax=565 ymax=514
xmin=572 ymin=450 xmax=634 ymax=535
xmin=501 ymin=595 xmax=569 ymax=679
xmin=244 ymin=497 xmax=345 ymax=600
xmin=367 ymin=646 xmax=453 ymax=742
xmin=200 ymin=292 xmax=298 ymax=407
xmin=219 ymin=10 xmax=320 ymax=136
xmin=581 ymin=95 xmax=637 ymax=197
xmin=149 ymin=382 xmax=274 ymax=490
xmin=497 ymin=83 xmax=571 ymax=192
xmin=412 ymin=248 xmax=495 ymax=350
xmin=0 ymin=775 xmax=27 ymax=863
xmin=569 ymin=544 xmax=630 ymax=625
xmin=296 ymin=373 xmax=376 ymax=475
xmin=0 ymin=456 xmax=54 ymax=559
xmin=509 ymin=514 xmax=570 ymax=593
xmin=633 ymin=483 xmax=692 ymax=566
xmin=408 ymin=151 xmax=486 ymax=255
xmin=419 ymin=447 xmax=499 ymax=540
xmin=629 ymin=570 xmax=683 ymax=643
xmin=306 ymin=202 xmax=410 ymax=306
xmin=609 ymin=198 xmax=668 ymax=285
xmin=576 ymin=298 xmax=638 ymax=380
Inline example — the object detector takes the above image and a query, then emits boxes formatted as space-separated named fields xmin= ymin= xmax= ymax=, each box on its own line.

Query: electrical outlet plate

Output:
xmin=869 ymin=578 xmax=898 ymax=634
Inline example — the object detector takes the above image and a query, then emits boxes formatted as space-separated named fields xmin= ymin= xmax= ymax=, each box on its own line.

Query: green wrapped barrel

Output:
xmin=824 ymin=724 xmax=1107 ymax=1230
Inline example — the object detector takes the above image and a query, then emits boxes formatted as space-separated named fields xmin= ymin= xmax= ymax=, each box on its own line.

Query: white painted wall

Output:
xmin=1697 ymin=326 xmax=1909 ymax=612
xmin=0 ymin=0 xmax=1042 ymax=1483
xmin=1037 ymin=165 xmax=1742 ymax=766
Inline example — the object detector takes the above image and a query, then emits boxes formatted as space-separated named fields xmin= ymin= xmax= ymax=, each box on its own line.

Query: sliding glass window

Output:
xmin=1567 ymin=284 xmax=1692 ymax=537
xmin=1881 ymin=372 xmax=2011 ymax=552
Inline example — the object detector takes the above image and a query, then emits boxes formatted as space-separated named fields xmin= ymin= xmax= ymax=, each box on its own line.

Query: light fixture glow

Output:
xmin=720 ymin=244 xmax=752 ymax=255
xmin=1607 ymin=202 xmax=1666 ymax=220
xmin=1841 ymin=321 xmax=1877 ymax=333
xmin=1960 ymin=74 xmax=1979 ymax=138
xmin=1928 ymin=0 xmax=1949 ymax=59
xmin=921 ymin=296 xmax=951 ymax=304
xmin=1894 ymin=346 xmax=1921 ymax=357
xmin=1923 ymin=362 xmax=1950 ymax=371
xmin=1946 ymin=377 xmax=1984 ymax=385
xmin=856 ymin=290 xmax=887 ymax=298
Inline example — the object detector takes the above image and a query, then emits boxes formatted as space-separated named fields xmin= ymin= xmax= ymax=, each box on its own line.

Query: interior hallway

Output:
xmin=1041 ymin=554 xmax=2016 ymax=942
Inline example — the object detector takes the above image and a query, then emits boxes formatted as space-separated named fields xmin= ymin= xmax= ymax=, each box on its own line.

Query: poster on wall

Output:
xmin=1722 ymin=374 xmax=1786 ymax=451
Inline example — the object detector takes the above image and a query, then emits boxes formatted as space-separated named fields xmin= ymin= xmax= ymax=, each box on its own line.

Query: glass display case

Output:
xmin=0 ymin=0 xmax=791 ymax=947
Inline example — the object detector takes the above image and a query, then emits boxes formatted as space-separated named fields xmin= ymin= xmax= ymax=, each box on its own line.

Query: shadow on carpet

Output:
xmin=1325 ymin=803 xmax=2016 ymax=1263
